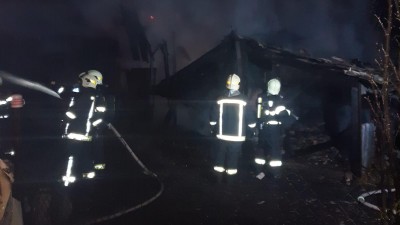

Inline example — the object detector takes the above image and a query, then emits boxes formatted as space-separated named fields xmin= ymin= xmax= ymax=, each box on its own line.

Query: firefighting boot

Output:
xmin=217 ymin=172 xmax=225 ymax=184
xmin=225 ymin=174 xmax=237 ymax=185
xmin=269 ymin=166 xmax=282 ymax=179
xmin=208 ymin=172 xmax=224 ymax=184
xmin=210 ymin=167 xmax=224 ymax=184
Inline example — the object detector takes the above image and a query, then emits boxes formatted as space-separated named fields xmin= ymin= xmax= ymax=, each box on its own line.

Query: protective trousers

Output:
xmin=65 ymin=140 xmax=94 ymax=175
xmin=255 ymin=124 xmax=283 ymax=174
xmin=214 ymin=140 xmax=242 ymax=172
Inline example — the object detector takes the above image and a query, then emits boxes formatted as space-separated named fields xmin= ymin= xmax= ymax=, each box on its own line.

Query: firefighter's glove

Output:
xmin=209 ymin=121 xmax=217 ymax=135
xmin=248 ymin=123 xmax=257 ymax=136
xmin=247 ymin=123 xmax=258 ymax=141
xmin=254 ymin=127 xmax=259 ymax=137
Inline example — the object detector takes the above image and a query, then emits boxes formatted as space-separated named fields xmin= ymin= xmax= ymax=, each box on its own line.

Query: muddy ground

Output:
xmin=14 ymin=122 xmax=381 ymax=225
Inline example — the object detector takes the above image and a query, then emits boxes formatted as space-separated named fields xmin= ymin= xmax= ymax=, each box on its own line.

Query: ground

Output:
xmin=14 ymin=121 xmax=382 ymax=225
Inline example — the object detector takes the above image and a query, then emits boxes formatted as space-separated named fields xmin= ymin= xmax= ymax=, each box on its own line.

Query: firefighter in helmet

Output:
xmin=61 ymin=70 xmax=106 ymax=186
xmin=255 ymin=78 xmax=295 ymax=178
xmin=0 ymin=96 xmax=11 ymax=120
xmin=209 ymin=74 xmax=256 ymax=180
xmin=0 ymin=95 xmax=11 ymax=155
xmin=0 ymin=93 xmax=24 ymax=157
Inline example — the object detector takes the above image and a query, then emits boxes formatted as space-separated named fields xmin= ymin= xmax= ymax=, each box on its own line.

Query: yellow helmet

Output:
xmin=226 ymin=74 xmax=240 ymax=90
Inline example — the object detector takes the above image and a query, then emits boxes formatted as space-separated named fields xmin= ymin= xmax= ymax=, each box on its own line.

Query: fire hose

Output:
xmin=84 ymin=123 xmax=164 ymax=224
xmin=357 ymin=188 xmax=396 ymax=212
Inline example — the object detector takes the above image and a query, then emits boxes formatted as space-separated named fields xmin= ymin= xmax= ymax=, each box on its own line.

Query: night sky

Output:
xmin=0 ymin=0 xmax=381 ymax=83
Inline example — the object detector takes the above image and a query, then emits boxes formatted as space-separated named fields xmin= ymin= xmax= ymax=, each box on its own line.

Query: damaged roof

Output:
xmin=155 ymin=32 xmax=382 ymax=99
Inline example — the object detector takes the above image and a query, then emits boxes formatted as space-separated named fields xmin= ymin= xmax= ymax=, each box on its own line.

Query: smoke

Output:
xmin=0 ymin=0 xmax=146 ymax=80
xmin=0 ymin=0 xmax=379 ymax=81
xmin=136 ymin=0 xmax=379 ymax=71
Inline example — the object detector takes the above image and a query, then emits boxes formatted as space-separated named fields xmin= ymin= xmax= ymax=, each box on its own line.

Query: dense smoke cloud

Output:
xmin=136 ymin=0 xmax=379 ymax=72
xmin=0 ymin=0 xmax=379 ymax=81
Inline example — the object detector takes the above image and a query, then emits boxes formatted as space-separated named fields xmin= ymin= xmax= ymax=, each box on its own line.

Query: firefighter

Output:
xmin=0 ymin=159 xmax=23 ymax=225
xmin=209 ymin=74 xmax=256 ymax=181
xmin=0 ymin=95 xmax=10 ymax=156
xmin=61 ymin=70 xmax=107 ymax=186
xmin=0 ymin=95 xmax=11 ymax=120
xmin=0 ymin=94 xmax=24 ymax=157
xmin=89 ymin=70 xmax=107 ymax=172
xmin=255 ymin=78 xmax=294 ymax=179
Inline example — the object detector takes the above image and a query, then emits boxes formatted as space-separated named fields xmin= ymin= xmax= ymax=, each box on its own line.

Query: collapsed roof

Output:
xmin=155 ymin=32 xmax=382 ymax=100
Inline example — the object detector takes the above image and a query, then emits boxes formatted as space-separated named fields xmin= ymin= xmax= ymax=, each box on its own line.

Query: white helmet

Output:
xmin=79 ymin=72 xmax=98 ymax=89
xmin=226 ymin=74 xmax=240 ymax=91
xmin=87 ymin=70 xmax=103 ymax=85
xmin=267 ymin=78 xmax=281 ymax=95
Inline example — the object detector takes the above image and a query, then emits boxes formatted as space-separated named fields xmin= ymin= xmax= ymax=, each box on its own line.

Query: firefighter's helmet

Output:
xmin=267 ymin=78 xmax=281 ymax=95
xmin=226 ymin=74 xmax=240 ymax=90
xmin=87 ymin=70 xmax=103 ymax=85
xmin=79 ymin=72 xmax=98 ymax=89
